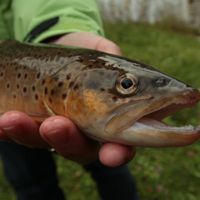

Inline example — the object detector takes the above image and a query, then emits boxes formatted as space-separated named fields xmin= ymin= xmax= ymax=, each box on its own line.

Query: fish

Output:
xmin=0 ymin=40 xmax=200 ymax=147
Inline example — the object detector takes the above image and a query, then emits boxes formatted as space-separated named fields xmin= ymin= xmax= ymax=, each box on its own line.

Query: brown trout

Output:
xmin=0 ymin=40 xmax=200 ymax=147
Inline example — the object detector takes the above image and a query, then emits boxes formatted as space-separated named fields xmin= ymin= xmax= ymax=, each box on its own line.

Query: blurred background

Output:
xmin=0 ymin=0 xmax=200 ymax=199
xmin=99 ymin=0 xmax=200 ymax=31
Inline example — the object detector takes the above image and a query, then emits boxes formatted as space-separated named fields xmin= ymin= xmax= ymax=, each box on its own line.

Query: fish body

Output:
xmin=0 ymin=40 xmax=200 ymax=147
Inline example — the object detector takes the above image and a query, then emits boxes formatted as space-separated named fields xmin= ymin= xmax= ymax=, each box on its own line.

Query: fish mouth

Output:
xmin=105 ymin=88 xmax=200 ymax=147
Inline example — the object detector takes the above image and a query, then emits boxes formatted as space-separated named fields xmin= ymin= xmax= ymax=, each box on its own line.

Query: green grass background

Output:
xmin=0 ymin=23 xmax=200 ymax=200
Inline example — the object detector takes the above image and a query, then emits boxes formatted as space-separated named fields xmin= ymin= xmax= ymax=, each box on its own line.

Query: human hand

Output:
xmin=0 ymin=32 xmax=135 ymax=167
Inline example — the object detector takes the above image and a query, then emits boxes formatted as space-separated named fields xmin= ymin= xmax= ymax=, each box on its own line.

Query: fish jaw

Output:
xmin=114 ymin=119 xmax=200 ymax=147
xmin=103 ymin=88 xmax=200 ymax=147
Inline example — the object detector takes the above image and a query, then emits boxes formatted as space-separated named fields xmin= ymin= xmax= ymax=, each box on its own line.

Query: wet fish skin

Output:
xmin=0 ymin=40 xmax=199 ymax=147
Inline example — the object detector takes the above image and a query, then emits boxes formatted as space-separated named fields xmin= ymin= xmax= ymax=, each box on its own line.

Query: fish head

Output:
xmin=67 ymin=53 xmax=200 ymax=146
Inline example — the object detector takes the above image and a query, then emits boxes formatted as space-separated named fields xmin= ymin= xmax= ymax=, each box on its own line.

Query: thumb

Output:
xmin=95 ymin=37 xmax=122 ymax=56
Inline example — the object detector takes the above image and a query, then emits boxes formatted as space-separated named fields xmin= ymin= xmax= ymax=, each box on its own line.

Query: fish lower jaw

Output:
xmin=119 ymin=118 xmax=200 ymax=147
xmin=137 ymin=118 xmax=200 ymax=134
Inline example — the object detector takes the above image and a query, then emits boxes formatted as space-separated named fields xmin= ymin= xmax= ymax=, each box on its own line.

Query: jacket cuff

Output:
xmin=24 ymin=16 xmax=104 ymax=43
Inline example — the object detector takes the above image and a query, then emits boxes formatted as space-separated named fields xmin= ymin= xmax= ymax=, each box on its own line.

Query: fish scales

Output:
xmin=0 ymin=40 xmax=200 ymax=147
xmin=0 ymin=40 xmax=103 ymax=121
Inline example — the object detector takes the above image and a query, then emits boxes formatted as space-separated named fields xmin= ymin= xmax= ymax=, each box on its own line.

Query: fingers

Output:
xmin=54 ymin=32 xmax=122 ymax=55
xmin=0 ymin=112 xmax=135 ymax=166
xmin=0 ymin=111 xmax=47 ymax=147
xmin=99 ymin=143 xmax=136 ymax=167
xmin=95 ymin=37 xmax=122 ymax=55
xmin=40 ymin=116 xmax=99 ymax=164
xmin=40 ymin=116 xmax=135 ymax=166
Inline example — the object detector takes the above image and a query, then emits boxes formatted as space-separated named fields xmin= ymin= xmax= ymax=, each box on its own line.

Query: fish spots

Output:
xmin=24 ymin=74 xmax=27 ymax=79
xmin=32 ymin=85 xmax=36 ymax=91
xmin=6 ymin=83 xmax=10 ymax=89
xmin=62 ymin=93 xmax=67 ymax=100
xmin=35 ymin=94 xmax=38 ymax=100
xmin=86 ymin=64 xmax=93 ymax=69
xmin=58 ymin=81 xmax=64 ymax=87
xmin=41 ymin=79 xmax=45 ymax=85
xmin=50 ymin=89 xmax=54 ymax=96
xmin=100 ymin=88 xmax=105 ymax=92
xmin=44 ymin=87 xmax=48 ymax=95
xmin=13 ymin=94 xmax=16 ymax=99
xmin=49 ymin=97 xmax=52 ymax=103
xmin=23 ymin=87 xmax=27 ymax=93
xmin=17 ymin=84 xmax=20 ymax=89
xmin=32 ymin=85 xmax=41 ymax=101
xmin=66 ymin=74 xmax=71 ymax=80
xmin=17 ymin=73 xmax=21 ymax=78
xmin=0 ymin=72 xmax=4 ymax=77
xmin=36 ymin=73 xmax=41 ymax=79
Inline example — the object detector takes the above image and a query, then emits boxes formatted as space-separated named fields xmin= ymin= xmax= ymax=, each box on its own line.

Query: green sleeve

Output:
xmin=12 ymin=0 xmax=104 ymax=43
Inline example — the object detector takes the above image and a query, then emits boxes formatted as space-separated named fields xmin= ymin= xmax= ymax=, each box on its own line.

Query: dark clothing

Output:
xmin=0 ymin=141 xmax=138 ymax=200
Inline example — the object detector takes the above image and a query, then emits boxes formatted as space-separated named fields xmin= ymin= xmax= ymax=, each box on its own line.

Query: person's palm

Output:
xmin=0 ymin=32 xmax=135 ymax=167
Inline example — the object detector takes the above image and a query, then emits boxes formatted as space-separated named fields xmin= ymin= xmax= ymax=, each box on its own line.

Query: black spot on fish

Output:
xmin=17 ymin=84 xmax=20 ymax=89
xmin=23 ymin=87 xmax=27 ymax=93
xmin=17 ymin=73 xmax=21 ymax=78
xmin=13 ymin=94 xmax=16 ymax=99
xmin=87 ymin=64 xmax=93 ymax=69
xmin=6 ymin=83 xmax=10 ymax=89
xmin=49 ymin=97 xmax=52 ymax=103
xmin=44 ymin=87 xmax=48 ymax=95
xmin=0 ymin=72 xmax=3 ymax=77
xmin=32 ymin=85 xmax=36 ymax=91
xmin=35 ymin=94 xmax=38 ymax=100
xmin=51 ymin=89 xmax=54 ymax=96
xmin=36 ymin=73 xmax=41 ymax=79
xmin=62 ymin=93 xmax=67 ymax=100
xmin=58 ymin=82 xmax=64 ymax=87
xmin=42 ymin=79 xmax=46 ymax=85
xmin=24 ymin=74 xmax=27 ymax=79
xmin=100 ymin=88 xmax=105 ymax=92
xmin=78 ymin=57 xmax=84 ymax=62
xmin=66 ymin=74 xmax=71 ymax=80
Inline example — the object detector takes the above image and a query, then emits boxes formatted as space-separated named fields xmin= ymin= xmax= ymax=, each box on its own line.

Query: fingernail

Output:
xmin=0 ymin=112 xmax=20 ymax=127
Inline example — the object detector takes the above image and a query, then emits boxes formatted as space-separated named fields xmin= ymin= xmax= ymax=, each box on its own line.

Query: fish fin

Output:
xmin=43 ymin=100 xmax=56 ymax=116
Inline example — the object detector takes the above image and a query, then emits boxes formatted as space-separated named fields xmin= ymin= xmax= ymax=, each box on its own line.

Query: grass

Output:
xmin=0 ymin=23 xmax=200 ymax=199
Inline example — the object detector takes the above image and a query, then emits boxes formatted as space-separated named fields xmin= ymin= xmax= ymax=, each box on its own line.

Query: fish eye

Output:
xmin=116 ymin=73 xmax=138 ymax=95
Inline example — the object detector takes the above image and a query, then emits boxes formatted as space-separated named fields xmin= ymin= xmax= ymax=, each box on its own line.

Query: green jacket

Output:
xmin=0 ymin=0 xmax=104 ymax=42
